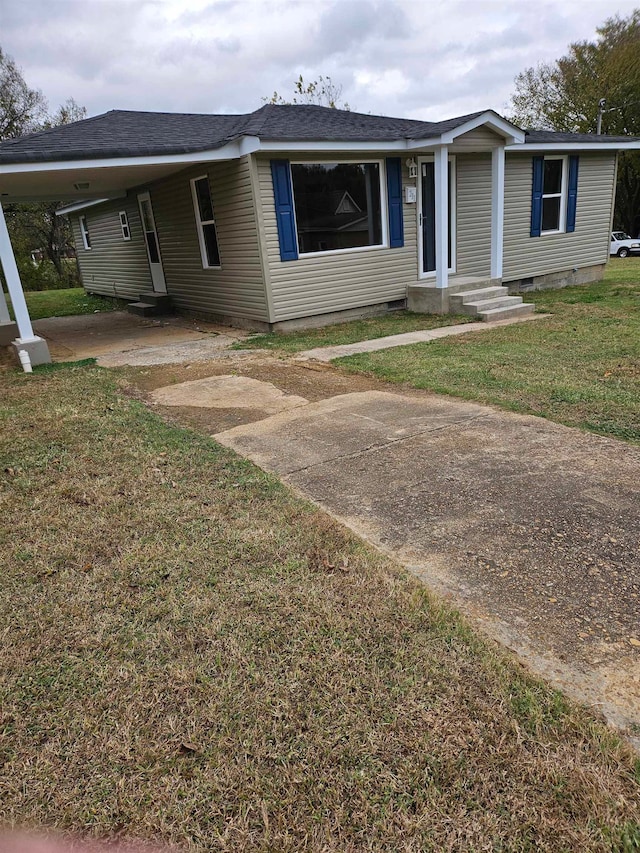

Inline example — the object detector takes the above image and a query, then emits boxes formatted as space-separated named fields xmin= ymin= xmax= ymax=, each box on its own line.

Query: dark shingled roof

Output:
xmin=524 ymin=129 xmax=638 ymax=143
xmin=0 ymin=104 xmax=635 ymax=165
xmin=0 ymin=110 xmax=249 ymax=163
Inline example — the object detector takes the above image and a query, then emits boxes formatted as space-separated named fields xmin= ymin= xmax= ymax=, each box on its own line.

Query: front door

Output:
xmin=419 ymin=159 xmax=454 ymax=276
xmin=137 ymin=192 xmax=166 ymax=293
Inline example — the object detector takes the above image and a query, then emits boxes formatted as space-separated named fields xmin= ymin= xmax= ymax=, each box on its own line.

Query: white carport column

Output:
xmin=0 ymin=201 xmax=51 ymax=366
xmin=491 ymin=145 xmax=505 ymax=280
xmin=434 ymin=145 xmax=449 ymax=289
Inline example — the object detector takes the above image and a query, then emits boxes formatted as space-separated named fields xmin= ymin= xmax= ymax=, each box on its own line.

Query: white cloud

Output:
xmin=1 ymin=0 xmax=637 ymax=121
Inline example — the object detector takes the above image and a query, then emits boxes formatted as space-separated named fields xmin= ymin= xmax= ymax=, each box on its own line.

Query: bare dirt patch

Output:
xmin=124 ymin=354 xmax=385 ymax=435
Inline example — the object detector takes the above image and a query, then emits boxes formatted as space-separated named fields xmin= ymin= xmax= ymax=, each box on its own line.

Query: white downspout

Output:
xmin=0 ymin=201 xmax=51 ymax=366
xmin=491 ymin=145 xmax=505 ymax=280
xmin=434 ymin=145 xmax=449 ymax=289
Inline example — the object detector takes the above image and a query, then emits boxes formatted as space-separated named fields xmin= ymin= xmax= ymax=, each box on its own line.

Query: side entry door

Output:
xmin=137 ymin=192 xmax=167 ymax=293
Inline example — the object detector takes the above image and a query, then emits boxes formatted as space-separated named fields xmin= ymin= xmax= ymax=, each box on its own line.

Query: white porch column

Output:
xmin=491 ymin=145 xmax=505 ymax=280
xmin=0 ymin=201 xmax=51 ymax=365
xmin=434 ymin=145 xmax=449 ymax=289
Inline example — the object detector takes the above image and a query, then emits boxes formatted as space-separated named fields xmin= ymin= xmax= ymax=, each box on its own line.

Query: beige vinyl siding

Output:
xmin=450 ymin=126 xmax=503 ymax=151
xmin=503 ymin=152 xmax=616 ymax=281
xmin=148 ymin=157 xmax=268 ymax=321
xmin=257 ymin=154 xmax=419 ymax=322
xmin=72 ymin=198 xmax=152 ymax=299
xmin=456 ymin=153 xmax=492 ymax=277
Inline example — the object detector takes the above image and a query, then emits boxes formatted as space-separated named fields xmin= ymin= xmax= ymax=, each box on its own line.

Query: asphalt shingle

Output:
xmin=0 ymin=104 xmax=635 ymax=165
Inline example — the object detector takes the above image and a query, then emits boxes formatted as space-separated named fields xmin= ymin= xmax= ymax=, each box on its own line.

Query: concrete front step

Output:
xmin=450 ymin=286 xmax=508 ymax=306
xmin=447 ymin=275 xmax=502 ymax=293
xmin=462 ymin=295 xmax=525 ymax=315
xmin=478 ymin=302 xmax=535 ymax=321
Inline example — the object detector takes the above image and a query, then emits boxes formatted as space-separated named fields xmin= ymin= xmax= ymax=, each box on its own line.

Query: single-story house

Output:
xmin=0 ymin=104 xmax=638 ymax=365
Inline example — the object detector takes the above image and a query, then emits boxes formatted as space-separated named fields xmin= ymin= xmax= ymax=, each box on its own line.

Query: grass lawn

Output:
xmin=233 ymin=310 xmax=476 ymax=353
xmin=12 ymin=288 xmax=128 ymax=321
xmin=336 ymin=258 xmax=640 ymax=443
xmin=0 ymin=362 xmax=639 ymax=851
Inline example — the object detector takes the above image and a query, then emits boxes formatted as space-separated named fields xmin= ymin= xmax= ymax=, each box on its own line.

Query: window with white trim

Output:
xmin=541 ymin=156 xmax=567 ymax=233
xmin=79 ymin=215 xmax=91 ymax=250
xmin=191 ymin=175 xmax=220 ymax=268
xmin=119 ymin=211 xmax=131 ymax=241
xmin=290 ymin=161 xmax=385 ymax=255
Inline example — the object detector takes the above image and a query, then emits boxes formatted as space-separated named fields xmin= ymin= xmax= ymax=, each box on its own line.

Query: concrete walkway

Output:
xmin=297 ymin=313 xmax=547 ymax=362
xmin=209 ymin=384 xmax=640 ymax=747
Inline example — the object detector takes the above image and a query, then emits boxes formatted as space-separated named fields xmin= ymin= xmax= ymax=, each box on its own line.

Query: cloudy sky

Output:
xmin=1 ymin=0 xmax=638 ymax=122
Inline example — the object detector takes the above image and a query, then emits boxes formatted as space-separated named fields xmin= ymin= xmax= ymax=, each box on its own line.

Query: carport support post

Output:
xmin=434 ymin=145 xmax=449 ymax=289
xmin=0 ymin=201 xmax=51 ymax=366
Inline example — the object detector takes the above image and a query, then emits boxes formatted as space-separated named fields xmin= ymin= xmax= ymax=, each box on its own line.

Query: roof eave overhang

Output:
xmin=55 ymin=198 xmax=112 ymax=216
xmin=0 ymin=135 xmax=261 ymax=176
xmin=505 ymin=140 xmax=640 ymax=152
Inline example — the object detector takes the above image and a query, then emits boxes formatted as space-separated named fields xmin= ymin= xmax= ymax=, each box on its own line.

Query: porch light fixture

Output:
xmin=406 ymin=158 xmax=418 ymax=179
xmin=73 ymin=181 xmax=90 ymax=190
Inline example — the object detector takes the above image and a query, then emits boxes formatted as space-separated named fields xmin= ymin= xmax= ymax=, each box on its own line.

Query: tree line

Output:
xmin=509 ymin=10 xmax=640 ymax=237
xmin=0 ymin=47 xmax=86 ymax=290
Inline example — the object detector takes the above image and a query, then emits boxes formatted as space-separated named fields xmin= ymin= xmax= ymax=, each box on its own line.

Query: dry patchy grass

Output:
xmin=0 ymin=363 xmax=639 ymax=851
xmin=232 ymin=311 xmax=475 ymax=354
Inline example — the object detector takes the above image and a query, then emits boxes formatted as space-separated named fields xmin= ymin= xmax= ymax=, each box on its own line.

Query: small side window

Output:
xmin=541 ymin=157 xmax=566 ymax=234
xmin=119 ymin=211 xmax=131 ymax=241
xmin=79 ymin=215 xmax=91 ymax=250
xmin=191 ymin=175 xmax=221 ymax=268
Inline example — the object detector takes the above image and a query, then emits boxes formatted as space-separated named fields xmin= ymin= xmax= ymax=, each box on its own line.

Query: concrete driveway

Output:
xmin=33 ymin=311 xmax=247 ymax=364
xmin=197 ymin=380 xmax=640 ymax=745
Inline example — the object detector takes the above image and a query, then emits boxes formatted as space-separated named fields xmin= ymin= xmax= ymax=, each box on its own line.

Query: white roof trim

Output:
xmin=55 ymin=198 xmax=110 ymax=216
xmin=506 ymin=140 xmax=640 ymax=152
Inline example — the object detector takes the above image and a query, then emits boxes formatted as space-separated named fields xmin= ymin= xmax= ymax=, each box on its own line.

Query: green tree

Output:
xmin=0 ymin=46 xmax=47 ymax=139
xmin=265 ymin=74 xmax=350 ymax=110
xmin=508 ymin=10 xmax=640 ymax=236
xmin=0 ymin=48 xmax=86 ymax=288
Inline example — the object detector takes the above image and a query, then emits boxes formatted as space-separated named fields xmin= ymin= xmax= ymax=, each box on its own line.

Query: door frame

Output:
xmin=417 ymin=154 xmax=457 ymax=280
xmin=137 ymin=191 xmax=167 ymax=293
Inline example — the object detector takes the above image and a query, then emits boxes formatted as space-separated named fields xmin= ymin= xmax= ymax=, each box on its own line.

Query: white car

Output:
xmin=610 ymin=231 xmax=640 ymax=257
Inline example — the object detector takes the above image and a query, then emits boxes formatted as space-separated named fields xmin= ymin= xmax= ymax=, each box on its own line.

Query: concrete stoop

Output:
xmin=408 ymin=276 xmax=535 ymax=321
xmin=449 ymin=285 xmax=535 ymax=321
xmin=128 ymin=292 xmax=173 ymax=317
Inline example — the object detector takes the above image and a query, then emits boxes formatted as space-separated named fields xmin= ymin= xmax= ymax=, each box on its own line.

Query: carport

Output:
xmin=0 ymin=117 xmax=257 ymax=368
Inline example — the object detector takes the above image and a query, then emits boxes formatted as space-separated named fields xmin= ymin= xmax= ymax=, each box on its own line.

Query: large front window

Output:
xmin=291 ymin=162 xmax=383 ymax=254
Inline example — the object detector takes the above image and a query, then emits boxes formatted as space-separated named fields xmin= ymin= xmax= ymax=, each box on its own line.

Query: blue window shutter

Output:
xmin=270 ymin=160 xmax=298 ymax=261
xmin=386 ymin=157 xmax=404 ymax=248
xmin=530 ymin=156 xmax=544 ymax=237
xmin=566 ymin=155 xmax=579 ymax=233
